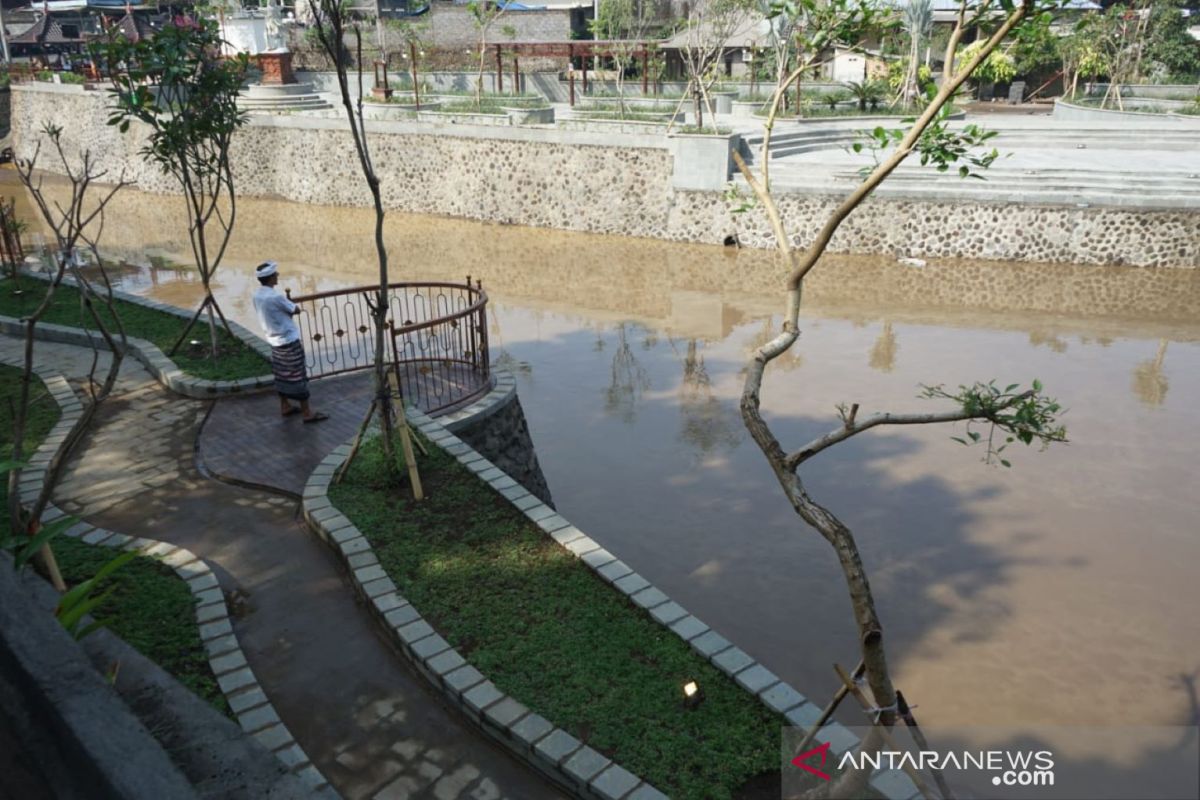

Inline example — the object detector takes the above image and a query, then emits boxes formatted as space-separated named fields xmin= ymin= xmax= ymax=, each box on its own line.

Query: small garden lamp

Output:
xmin=683 ymin=680 xmax=704 ymax=710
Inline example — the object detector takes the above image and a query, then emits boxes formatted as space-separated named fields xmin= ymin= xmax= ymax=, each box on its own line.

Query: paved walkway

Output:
xmin=4 ymin=336 xmax=562 ymax=800
xmin=201 ymin=372 xmax=374 ymax=495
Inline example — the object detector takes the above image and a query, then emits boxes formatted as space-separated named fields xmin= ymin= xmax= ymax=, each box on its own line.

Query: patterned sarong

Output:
xmin=271 ymin=340 xmax=310 ymax=401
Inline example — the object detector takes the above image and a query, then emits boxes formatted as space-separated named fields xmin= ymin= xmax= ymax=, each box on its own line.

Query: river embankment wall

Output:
xmin=11 ymin=84 xmax=1198 ymax=268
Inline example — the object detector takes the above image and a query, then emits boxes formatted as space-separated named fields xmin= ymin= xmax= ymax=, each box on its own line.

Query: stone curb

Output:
xmin=1 ymin=353 xmax=338 ymax=798
xmin=435 ymin=367 xmax=517 ymax=433
xmin=301 ymin=410 xmax=918 ymax=800
xmin=300 ymin=421 xmax=668 ymax=800
xmin=4 ymin=270 xmax=274 ymax=399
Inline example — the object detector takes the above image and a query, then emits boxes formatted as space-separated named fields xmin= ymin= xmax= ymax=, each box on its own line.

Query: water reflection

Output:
xmin=675 ymin=338 xmax=742 ymax=456
xmin=1132 ymin=340 xmax=1170 ymax=407
xmin=604 ymin=324 xmax=650 ymax=424
xmin=868 ymin=322 xmax=898 ymax=373
xmin=5 ymin=170 xmax=1200 ymax=760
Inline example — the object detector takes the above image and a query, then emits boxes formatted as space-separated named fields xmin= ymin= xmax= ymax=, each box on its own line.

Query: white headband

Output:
xmin=256 ymin=261 xmax=278 ymax=279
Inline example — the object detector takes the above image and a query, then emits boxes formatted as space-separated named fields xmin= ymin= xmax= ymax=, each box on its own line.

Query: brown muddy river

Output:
xmin=8 ymin=171 xmax=1200 ymax=768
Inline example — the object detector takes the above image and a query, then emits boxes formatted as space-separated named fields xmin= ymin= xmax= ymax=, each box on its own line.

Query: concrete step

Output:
xmin=765 ymin=167 xmax=1200 ymax=195
xmin=238 ymin=93 xmax=333 ymax=111
xmin=742 ymin=127 xmax=1200 ymax=160
xmin=744 ymin=171 xmax=1200 ymax=207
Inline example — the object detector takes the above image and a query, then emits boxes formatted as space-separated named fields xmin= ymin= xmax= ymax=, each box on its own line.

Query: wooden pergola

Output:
xmin=487 ymin=40 xmax=661 ymax=105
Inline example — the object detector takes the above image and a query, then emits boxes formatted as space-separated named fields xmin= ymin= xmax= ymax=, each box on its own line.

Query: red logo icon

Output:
xmin=791 ymin=740 xmax=832 ymax=781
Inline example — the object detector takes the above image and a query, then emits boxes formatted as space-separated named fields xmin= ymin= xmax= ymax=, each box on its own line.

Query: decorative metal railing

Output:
xmin=287 ymin=279 xmax=491 ymax=415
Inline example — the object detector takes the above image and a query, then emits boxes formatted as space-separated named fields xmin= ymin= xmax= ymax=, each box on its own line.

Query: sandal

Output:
xmin=303 ymin=412 xmax=330 ymax=424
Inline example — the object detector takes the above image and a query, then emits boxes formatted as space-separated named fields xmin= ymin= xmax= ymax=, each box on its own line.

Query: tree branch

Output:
xmin=785 ymin=392 xmax=1035 ymax=470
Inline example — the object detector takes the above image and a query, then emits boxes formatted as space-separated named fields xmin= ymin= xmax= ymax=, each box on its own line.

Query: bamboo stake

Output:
xmin=333 ymin=400 xmax=377 ymax=485
xmin=833 ymin=663 xmax=935 ymax=800
xmin=795 ymin=660 xmax=865 ymax=756
xmin=898 ymin=690 xmax=954 ymax=800
xmin=397 ymin=415 xmax=424 ymax=500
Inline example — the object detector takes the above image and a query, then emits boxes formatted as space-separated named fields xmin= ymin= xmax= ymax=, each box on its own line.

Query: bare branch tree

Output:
xmin=727 ymin=2 xmax=1065 ymax=790
xmin=679 ymin=0 xmax=753 ymax=130
xmin=310 ymin=0 xmax=424 ymax=496
xmin=97 ymin=17 xmax=249 ymax=361
xmin=9 ymin=124 xmax=129 ymax=591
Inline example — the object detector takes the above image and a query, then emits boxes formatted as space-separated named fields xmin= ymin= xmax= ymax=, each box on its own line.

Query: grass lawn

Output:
xmin=331 ymin=438 xmax=783 ymax=799
xmin=0 ymin=364 xmax=230 ymax=717
xmin=0 ymin=279 xmax=270 ymax=381
xmin=0 ymin=362 xmax=60 ymax=463
xmin=51 ymin=536 xmax=230 ymax=716
xmin=438 ymin=96 xmax=548 ymax=114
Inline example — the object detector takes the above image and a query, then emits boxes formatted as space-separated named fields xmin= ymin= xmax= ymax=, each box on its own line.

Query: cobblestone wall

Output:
xmin=11 ymin=85 xmax=1199 ymax=268
xmin=427 ymin=3 xmax=572 ymax=71
xmin=455 ymin=393 xmax=553 ymax=507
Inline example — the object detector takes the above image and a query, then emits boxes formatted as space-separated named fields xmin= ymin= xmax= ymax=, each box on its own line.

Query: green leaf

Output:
xmin=15 ymin=518 xmax=75 ymax=570
xmin=58 ymin=587 xmax=116 ymax=636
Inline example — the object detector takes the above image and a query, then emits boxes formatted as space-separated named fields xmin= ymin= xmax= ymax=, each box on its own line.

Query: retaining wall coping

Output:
xmin=0 ymin=350 xmax=337 ymax=797
xmin=241 ymin=103 xmax=671 ymax=150
xmin=300 ymin=404 xmax=916 ymax=799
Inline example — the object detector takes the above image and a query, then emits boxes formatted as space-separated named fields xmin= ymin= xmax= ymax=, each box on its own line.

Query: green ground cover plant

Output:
xmin=52 ymin=536 xmax=230 ymax=716
xmin=437 ymin=96 xmax=548 ymax=113
xmin=0 ymin=280 xmax=269 ymax=381
xmin=331 ymin=437 xmax=783 ymax=799
xmin=0 ymin=364 xmax=228 ymax=715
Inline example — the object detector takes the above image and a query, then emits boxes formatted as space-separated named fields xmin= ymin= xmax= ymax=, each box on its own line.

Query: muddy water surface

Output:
xmin=9 ymin=172 xmax=1200 ymax=768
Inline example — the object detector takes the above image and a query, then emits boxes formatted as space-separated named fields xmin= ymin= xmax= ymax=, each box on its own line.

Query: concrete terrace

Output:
xmin=735 ymin=115 xmax=1200 ymax=209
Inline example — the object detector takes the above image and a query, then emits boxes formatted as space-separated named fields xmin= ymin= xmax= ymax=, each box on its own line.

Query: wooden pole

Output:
xmin=795 ymin=660 xmax=864 ymax=756
xmin=582 ymin=50 xmax=588 ymax=96
xmin=398 ymin=416 xmax=424 ymax=501
xmin=568 ymin=44 xmax=575 ymax=106
xmin=641 ymin=47 xmax=648 ymax=95
xmin=897 ymin=690 xmax=955 ymax=800
xmin=495 ymin=44 xmax=503 ymax=93
xmin=513 ymin=53 xmax=519 ymax=95
xmin=833 ymin=664 xmax=935 ymax=800
xmin=410 ymin=40 xmax=420 ymax=111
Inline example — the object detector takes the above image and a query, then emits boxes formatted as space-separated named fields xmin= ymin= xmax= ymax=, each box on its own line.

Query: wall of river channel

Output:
xmin=10 ymin=84 xmax=1199 ymax=268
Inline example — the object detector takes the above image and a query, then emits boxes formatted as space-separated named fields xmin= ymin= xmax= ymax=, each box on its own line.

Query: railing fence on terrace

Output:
xmin=287 ymin=279 xmax=491 ymax=415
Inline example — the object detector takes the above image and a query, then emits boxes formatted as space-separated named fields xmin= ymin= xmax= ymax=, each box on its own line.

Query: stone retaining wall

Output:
xmin=439 ymin=378 xmax=554 ymax=507
xmin=11 ymin=85 xmax=1200 ymax=268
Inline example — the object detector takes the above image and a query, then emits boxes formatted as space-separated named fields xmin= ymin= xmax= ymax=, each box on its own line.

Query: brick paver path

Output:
xmin=4 ymin=336 xmax=561 ymax=800
xmin=200 ymin=372 xmax=373 ymax=495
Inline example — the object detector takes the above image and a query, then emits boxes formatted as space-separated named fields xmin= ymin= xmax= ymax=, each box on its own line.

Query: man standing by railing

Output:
xmin=253 ymin=261 xmax=328 ymax=424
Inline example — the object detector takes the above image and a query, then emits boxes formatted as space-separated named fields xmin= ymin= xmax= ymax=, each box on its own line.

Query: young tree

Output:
xmin=1142 ymin=0 xmax=1199 ymax=81
xmin=729 ymin=0 xmax=1065 ymax=788
xmin=309 ymin=0 xmax=423 ymax=496
xmin=898 ymin=0 xmax=933 ymax=107
xmin=468 ymin=0 xmax=509 ymax=108
xmin=9 ymin=125 xmax=129 ymax=591
xmin=591 ymin=0 xmax=655 ymax=118
xmin=98 ymin=18 xmax=249 ymax=361
xmin=679 ymin=0 xmax=752 ymax=130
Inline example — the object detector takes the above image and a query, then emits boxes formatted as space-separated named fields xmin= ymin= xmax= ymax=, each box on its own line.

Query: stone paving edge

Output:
xmin=0 ymin=351 xmax=339 ymax=799
xmin=3 ymin=270 xmax=274 ymax=399
xmin=301 ymin=407 xmax=919 ymax=800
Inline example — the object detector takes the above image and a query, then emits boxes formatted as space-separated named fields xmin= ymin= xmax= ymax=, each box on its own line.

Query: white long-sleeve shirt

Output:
xmin=252 ymin=286 xmax=300 ymax=347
